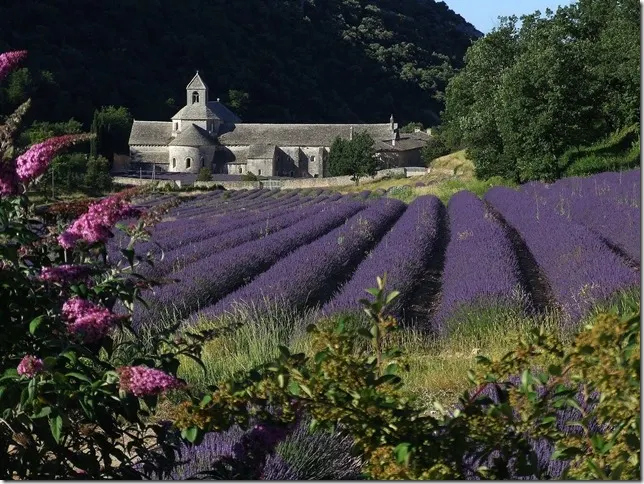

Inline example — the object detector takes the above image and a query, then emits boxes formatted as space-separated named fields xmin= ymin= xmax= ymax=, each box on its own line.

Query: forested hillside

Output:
xmin=0 ymin=0 xmax=481 ymax=127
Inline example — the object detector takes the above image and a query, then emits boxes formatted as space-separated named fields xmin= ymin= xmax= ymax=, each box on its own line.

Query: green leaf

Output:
xmin=385 ymin=290 xmax=400 ymax=305
xmin=384 ymin=363 xmax=399 ymax=375
xmin=33 ymin=406 xmax=52 ymax=419
xmin=394 ymin=442 xmax=412 ymax=465
xmin=49 ymin=415 xmax=63 ymax=444
xmin=277 ymin=345 xmax=290 ymax=358
xmin=29 ymin=315 xmax=45 ymax=335
xmin=548 ymin=364 xmax=562 ymax=376
xmin=287 ymin=380 xmax=300 ymax=396
xmin=181 ymin=426 xmax=198 ymax=443
xmin=65 ymin=372 xmax=92 ymax=383
xmin=277 ymin=374 xmax=286 ymax=388
xmin=520 ymin=369 xmax=531 ymax=387
xmin=365 ymin=287 xmax=380 ymax=297
xmin=299 ymin=384 xmax=313 ymax=398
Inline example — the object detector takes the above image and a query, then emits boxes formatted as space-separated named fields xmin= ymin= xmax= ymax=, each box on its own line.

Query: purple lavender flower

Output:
xmin=322 ymin=195 xmax=444 ymax=318
xmin=485 ymin=186 xmax=638 ymax=325
xmin=194 ymin=198 xmax=405 ymax=321
xmin=433 ymin=190 xmax=529 ymax=334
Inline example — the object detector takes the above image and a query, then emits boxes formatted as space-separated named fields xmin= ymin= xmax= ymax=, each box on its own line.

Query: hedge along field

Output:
xmin=109 ymin=170 xmax=640 ymax=399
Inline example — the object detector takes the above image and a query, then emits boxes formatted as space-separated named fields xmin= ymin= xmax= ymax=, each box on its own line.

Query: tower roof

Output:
xmin=168 ymin=123 xmax=217 ymax=146
xmin=186 ymin=71 xmax=208 ymax=90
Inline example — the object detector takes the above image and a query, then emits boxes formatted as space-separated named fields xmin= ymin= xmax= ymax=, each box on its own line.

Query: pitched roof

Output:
xmin=374 ymin=132 xmax=430 ymax=152
xmin=129 ymin=121 xmax=173 ymax=146
xmin=171 ymin=101 xmax=241 ymax=122
xmin=248 ymin=144 xmax=277 ymax=159
xmin=186 ymin=72 xmax=208 ymax=90
xmin=171 ymin=103 xmax=218 ymax=120
xmin=218 ymin=124 xmax=394 ymax=147
xmin=207 ymin=101 xmax=242 ymax=124
xmin=168 ymin=123 xmax=217 ymax=146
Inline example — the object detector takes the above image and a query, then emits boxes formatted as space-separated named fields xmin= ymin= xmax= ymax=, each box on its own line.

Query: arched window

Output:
xmin=238 ymin=166 xmax=243 ymax=174
xmin=258 ymin=169 xmax=262 ymax=176
xmin=192 ymin=91 xmax=200 ymax=104
xmin=172 ymin=158 xmax=176 ymax=168
xmin=186 ymin=157 xmax=192 ymax=169
xmin=174 ymin=122 xmax=178 ymax=131
xmin=201 ymin=157 xmax=205 ymax=167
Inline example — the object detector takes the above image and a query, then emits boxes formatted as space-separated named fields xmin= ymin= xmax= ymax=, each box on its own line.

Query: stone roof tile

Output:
xmin=129 ymin=121 xmax=173 ymax=146
xmin=248 ymin=144 xmax=277 ymax=159
xmin=218 ymin=124 xmax=394 ymax=146
xmin=168 ymin=124 xmax=217 ymax=146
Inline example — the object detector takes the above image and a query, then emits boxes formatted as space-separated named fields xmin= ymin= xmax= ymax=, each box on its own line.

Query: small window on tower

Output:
xmin=201 ymin=157 xmax=205 ymax=167
xmin=238 ymin=166 xmax=243 ymax=174
xmin=310 ymin=155 xmax=315 ymax=162
xmin=192 ymin=91 xmax=199 ymax=104
xmin=258 ymin=169 xmax=262 ymax=176
xmin=186 ymin=157 xmax=192 ymax=169
xmin=172 ymin=158 xmax=176 ymax=168
xmin=174 ymin=122 xmax=178 ymax=131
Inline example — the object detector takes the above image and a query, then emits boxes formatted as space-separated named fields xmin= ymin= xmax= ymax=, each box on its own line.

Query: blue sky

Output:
xmin=444 ymin=0 xmax=575 ymax=34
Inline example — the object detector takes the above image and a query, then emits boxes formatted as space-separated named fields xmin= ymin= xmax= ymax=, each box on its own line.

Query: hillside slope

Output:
xmin=0 ymin=0 xmax=481 ymax=126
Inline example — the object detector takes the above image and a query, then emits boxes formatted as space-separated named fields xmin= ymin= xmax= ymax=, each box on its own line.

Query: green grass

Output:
xmin=178 ymin=298 xmax=319 ymax=388
xmin=175 ymin=288 xmax=638 ymax=409
xmin=387 ymin=175 xmax=517 ymax=204
xmin=560 ymin=123 xmax=641 ymax=177
xmin=430 ymin=149 xmax=475 ymax=176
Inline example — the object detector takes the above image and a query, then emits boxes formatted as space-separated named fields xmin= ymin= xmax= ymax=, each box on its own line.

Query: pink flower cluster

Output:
xmin=58 ymin=196 xmax=141 ymax=249
xmin=39 ymin=264 xmax=92 ymax=284
xmin=117 ymin=366 xmax=183 ymax=397
xmin=15 ymin=135 xmax=89 ymax=184
xmin=17 ymin=355 xmax=44 ymax=377
xmin=0 ymin=50 xmax=27 ymax=80
xmin=62 ymin=297 xmax=118 ymax=343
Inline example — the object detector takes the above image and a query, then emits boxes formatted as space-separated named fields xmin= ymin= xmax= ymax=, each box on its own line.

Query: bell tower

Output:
xmin=186 ymin=71 xmax=208 ymax=106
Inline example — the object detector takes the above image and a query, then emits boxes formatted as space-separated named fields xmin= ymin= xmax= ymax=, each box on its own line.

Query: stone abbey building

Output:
xmin=128 ymin=73 xmax=429 ymax=178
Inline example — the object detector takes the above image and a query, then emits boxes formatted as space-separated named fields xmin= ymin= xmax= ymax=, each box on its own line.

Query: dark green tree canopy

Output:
xmin=0 ymin=0 xmax=481 ymax=128
xmin=441 ymin=0 xmax=640 ymax=182
xmin=328 ymin=130 xmax=377 ymax=183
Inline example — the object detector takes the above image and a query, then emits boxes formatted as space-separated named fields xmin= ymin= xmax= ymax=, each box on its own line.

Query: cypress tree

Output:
xmin=89 ymin=110 xmax=99 ymax=159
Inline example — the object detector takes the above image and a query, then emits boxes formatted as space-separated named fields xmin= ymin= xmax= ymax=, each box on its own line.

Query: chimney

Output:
xmin=349 ymin=126 xmax=354 ymax=140
xmin=414 ymin=127 xmax=421 ymax=133
xmin=427 ymin=128 xmax=432 ymax=136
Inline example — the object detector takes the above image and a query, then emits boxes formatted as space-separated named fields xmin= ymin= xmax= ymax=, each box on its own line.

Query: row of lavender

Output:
xmin=120 ymin=169 xmax=639 ymax=333
xmin=130 ymin=195 xmax=371 ymax=329
xmin=108 ymin=188 xmax=321 ymax=263
xmin=519 ymin=168 xmax=640 ymax=263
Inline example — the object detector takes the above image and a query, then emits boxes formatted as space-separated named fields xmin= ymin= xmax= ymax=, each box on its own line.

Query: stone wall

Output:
xmin=112 ymin=177 xmax=181 ymax=188
xmin=279 ymin=167 xmax=406 ymax=189
xmin=194 ymin=180 xmax=261 ymax=190
xmin=168 ymin=146 xmax=201 ymax=173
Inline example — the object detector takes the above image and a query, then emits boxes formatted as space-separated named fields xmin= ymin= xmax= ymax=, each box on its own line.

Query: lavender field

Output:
xmin=111 ymin=168 xmax=640 ymax=336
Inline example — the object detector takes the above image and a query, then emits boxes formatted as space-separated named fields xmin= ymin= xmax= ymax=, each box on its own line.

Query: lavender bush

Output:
xmin=485 ymin=186 xmax=638 ymax=325
xmin=194 ymin=198 xmax=405 ymax=320
xmin=322 ymin=195 xmax=444 ymax=318
xmin=132 ymin=199 xmax=366 ymax=329
xmin=138 ymin=195 xmax=335 ymax=278
xmin=432 ymin=190 xmax=529 ymax=334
